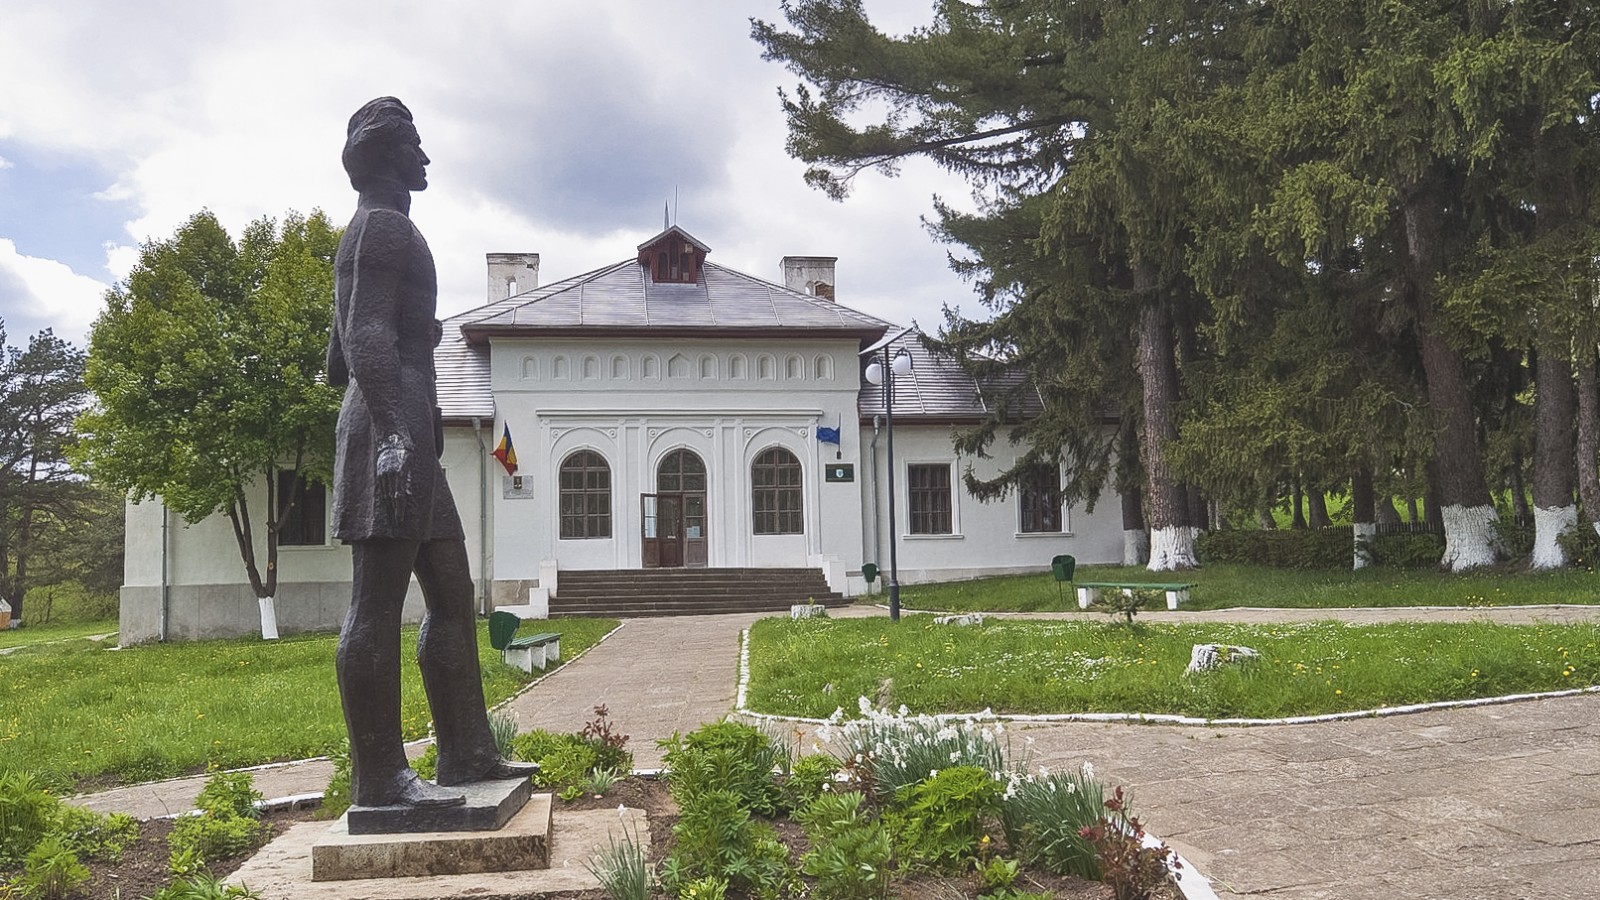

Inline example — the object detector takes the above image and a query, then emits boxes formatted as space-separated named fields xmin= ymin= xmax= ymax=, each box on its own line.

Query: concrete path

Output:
xmin=74 ymin=605 xmax=1600 ymax=899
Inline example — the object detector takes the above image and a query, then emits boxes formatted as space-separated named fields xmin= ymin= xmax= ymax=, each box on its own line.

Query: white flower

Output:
xmin=950 ymin=751 xmax=961 ymax=762
xmin=617 ymin=804 xmax=627 ymax=818
xmin=929 ymin=769 xmax=939 ymax=779
xmin=1081 ymin=761 xmax=1095 ymax=779
xmin=859 ymin=696 xmax=873 ymax=714
xmin=1038 ymin=764 xmax=1050 ymax=777
xmin=898 ymin=705 xmax=910 ymax=717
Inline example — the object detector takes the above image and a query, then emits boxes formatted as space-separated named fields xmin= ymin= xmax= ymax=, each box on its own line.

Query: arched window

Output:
xmin=559 ymin=450 xmax=611 ymax=539
xmin=658 ymin=449 xmax=707 ymax=493
xmin=751 ymin=447 xmax=802 ymax=535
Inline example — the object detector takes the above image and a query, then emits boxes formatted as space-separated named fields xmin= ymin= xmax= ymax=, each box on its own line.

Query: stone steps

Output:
xmin=549 ymin=567 xmax=845 ymax=618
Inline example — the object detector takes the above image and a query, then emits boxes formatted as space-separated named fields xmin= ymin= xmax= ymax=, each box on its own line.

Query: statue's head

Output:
xmin=342 ymin=97 xmax=426 ymax=192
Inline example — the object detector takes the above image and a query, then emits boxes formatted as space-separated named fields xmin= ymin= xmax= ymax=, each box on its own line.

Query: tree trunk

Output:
xmin=1530 ymin=334 xmax=1577 ymax=568
xmin=1578 ymin=350 xmax=1600 ymax=535
xmin=1115 ymin=416 xmax=1148 ymax=565
xmin=1187 ymin=487 xmax=1208 ymax=535
xmin=1291 ymin=479 xmax=1307 ymax=529
xmin=1121 ymin=484 xmax=1148 ymax=566
xmin=1307 ymin=488 xmax=1331 ymax=529
xmin=1352 ymin=466 xmax=1377 ymax=569
xmin=1406 ymin=495 xmax=1420 ymax=523
xmin=1407 ymin=195 xmax=1500 ymax=569
xmin=1376 ymin=495 xmax=1401 ymax=525
xmin=1508 ymin=456 xmax=1532 ymax=522
xmin=1135 ymin=290 xmax=1197 ymax=570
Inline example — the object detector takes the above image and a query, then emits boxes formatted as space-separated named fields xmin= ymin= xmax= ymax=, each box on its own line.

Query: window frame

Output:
xmin=751 ymin=447 xmax=803 ymax=535
xmin=907 ymin=462 xmax=954 ymax=535
xmin=1018 ymin=463 xmax=1065 ymax=534
xmin=276 ymin=469 xmax=327 ymax=547
xmin=558 ymin=449 xmax=613 ymax=540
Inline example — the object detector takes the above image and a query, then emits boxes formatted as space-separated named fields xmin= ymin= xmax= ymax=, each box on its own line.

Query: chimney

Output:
xmin=487 ymin=253 xmax=539 ymax=303
xmin=781 ymin=256 xmax=837 ymax=302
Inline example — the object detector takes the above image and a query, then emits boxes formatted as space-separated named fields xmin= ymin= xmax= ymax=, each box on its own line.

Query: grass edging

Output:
xmin=734 ymin=628 xmax=1600 ymax=728
xmin=70 ymin=621 xmax=630 ymax=809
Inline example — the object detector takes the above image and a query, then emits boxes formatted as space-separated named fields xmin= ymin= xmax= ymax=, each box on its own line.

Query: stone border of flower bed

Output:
xmin=734 ymin=630 xmax=1223 ymax=900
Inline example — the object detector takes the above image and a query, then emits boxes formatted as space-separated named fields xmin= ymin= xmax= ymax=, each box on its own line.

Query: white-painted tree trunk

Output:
xmin=1439 ymin=505 xmax=1500 ymax=571
xmin=1530 ymin=505 xmax=1577 ymax=569
xmin=1147 ymin=526 xmax=1199 ymax=571
xmin=258 ymin=596 xmax=280 ymax=640
xmin=1123 ymin=529 xmax=1150 ymax=567
xmin=1352 ymin=522 xmax=1377 ymax=570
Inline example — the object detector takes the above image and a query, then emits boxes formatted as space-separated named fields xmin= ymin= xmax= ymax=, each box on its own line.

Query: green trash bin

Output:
xmin=488 ymin=610 xmax=521 ymax=651
xmin=1051 ymin=555 xmax=1076 ymax=604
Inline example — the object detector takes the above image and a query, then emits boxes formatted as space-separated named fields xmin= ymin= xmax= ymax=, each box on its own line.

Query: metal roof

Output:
xmin=857 ymin=331 xmax=1045 ymax=422
xmin=457 ymin=259 xmax=892 ymax=341
xmin=434 ymin=246 xmax=1038 ymax=424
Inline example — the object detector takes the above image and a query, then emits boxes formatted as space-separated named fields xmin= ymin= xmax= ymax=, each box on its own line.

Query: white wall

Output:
xmin=120 ymin=431 xmax=491 ymax=642
xmin=487 ymin=337 xmax=865 ymax=581
xmin=858 ymin=423 xmax=1124 ymax=587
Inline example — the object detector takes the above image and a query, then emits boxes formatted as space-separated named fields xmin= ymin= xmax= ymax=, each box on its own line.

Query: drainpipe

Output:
xmin=472 ymin=417 xmax=491 ymax=616
xmin=867 ymin=415 xmax=882 ymax=592
xmin=159 ymin=504 xmax=170 ymax=642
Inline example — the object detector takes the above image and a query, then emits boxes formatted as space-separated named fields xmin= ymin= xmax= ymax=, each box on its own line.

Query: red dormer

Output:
xmin=637 ymin=226 xmax=710 ymax=284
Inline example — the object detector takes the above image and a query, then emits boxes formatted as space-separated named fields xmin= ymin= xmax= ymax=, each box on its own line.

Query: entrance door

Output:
xmin=655 ymin=449 xmax=708 ymax=568
xmin=641 ymin=493 xmax=684 ymax=568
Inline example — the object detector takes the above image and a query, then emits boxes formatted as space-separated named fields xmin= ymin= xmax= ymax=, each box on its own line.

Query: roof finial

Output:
xmin=663 ymin=201 xmax=669 ymax=231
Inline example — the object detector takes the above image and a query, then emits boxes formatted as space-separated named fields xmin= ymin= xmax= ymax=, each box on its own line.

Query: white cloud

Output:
xmin=0 ymin=238 xmax=110 ymax=342
xmin=0 ymin=0 xmax=985 ymax=342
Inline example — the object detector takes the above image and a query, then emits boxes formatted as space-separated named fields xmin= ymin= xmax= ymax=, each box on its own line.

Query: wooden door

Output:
xmin=641 ymin=493 xmax=684 ymax=568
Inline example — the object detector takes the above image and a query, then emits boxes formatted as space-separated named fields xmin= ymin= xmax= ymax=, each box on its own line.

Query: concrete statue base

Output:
xmin=312 ymin=790 xmax=551 ymax=882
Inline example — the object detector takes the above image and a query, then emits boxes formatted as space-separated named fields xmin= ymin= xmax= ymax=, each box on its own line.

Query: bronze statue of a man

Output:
xmin=329 ymin=97 xmax=532 ymax=812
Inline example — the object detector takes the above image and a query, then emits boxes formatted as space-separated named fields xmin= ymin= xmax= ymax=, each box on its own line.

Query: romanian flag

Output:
xmin=493 ymin=423 xmax=518 ymax=475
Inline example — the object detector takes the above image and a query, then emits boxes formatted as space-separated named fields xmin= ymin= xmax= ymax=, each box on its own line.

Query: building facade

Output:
xmin=118 ymin=228 xmax=1122 ymax=642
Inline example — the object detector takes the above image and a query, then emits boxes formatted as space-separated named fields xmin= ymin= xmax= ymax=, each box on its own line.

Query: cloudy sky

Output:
xmin=0 ymin=1 xmax=982 ymax=350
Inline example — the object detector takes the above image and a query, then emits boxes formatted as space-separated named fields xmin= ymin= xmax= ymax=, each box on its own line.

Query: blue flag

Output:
xmin=817 ymin=426 xmax=841 ymax=445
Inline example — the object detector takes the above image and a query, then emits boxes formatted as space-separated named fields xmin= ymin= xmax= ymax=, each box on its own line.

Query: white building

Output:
xmin=119 ymin=228 xmax=1123 ymax=642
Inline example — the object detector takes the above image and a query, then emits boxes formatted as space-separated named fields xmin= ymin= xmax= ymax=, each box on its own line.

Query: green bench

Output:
xmin=488 ymin=610 xmax=561 ymax=673
xmin=1075 ymin=581 xmax=1194 ymax=611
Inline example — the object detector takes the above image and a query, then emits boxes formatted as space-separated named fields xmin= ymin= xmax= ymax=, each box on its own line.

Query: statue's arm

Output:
xmin=343 ymin=210 xmax=413 ymax=445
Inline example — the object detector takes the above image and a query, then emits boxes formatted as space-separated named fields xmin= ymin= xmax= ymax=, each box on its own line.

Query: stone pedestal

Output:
xmin=312 ymin=791 xmax=552 ymax=881
xmin=347 ymin=777 xmax=531 ymax=835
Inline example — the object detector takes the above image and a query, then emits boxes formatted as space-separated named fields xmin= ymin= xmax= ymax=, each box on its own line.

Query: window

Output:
xmin=559 ymin=450 xmax=611 ymax=539
xmin=908 ymin=463 xmax=953 ymax=535
xmin=276 ymin=470 xmax=326 ymax=546
xmin=752 ymin=447 xmax=802 ymax=534
xmin=1019 ymin=464 xmax=1063 ymax=533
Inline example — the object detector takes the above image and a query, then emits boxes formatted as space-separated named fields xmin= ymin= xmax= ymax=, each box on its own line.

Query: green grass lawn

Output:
xmin=746 ymin=616 xmax=1600 ymax=720
xmin=892 ymin=563 xmax=1600 ymax=613
xmin=0 ymin=619 xmax=120 ymax=651
xmin=0 ymin=617 xmax=617 ymax=790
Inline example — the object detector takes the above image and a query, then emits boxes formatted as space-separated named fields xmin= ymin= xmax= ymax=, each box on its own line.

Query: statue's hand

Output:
xmin=376 ymin=434 xmax=412 ymax=526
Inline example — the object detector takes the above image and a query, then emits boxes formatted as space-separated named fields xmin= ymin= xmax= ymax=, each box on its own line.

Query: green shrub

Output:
xmin=168 ymin=814 xmax=263 ymax=871
xmin=584 ymin=818 xmax=649 ymax=900
xmin=490 ymin=710 xmax=520 ymax=760
xmin=782 ymin=753 xmax=842 ymax=812
xmin=659 ymin=720 xmax=783 ymax=815
xmin=996 ymin=766 xmax=1104 ymax=879
xmin=412 ymin=744 xmax=439 ymax=781
xmin=1558 ymin=522 xmax=1600 ymax=569
xmin=797 ymin=791 xmax=892 ymax=900
xmin=826 ymin=703 xmax=1007 ymax=802
xmin=145 ymin=872 xmax=265 ymax=899
xmin=884 ymin=766 xmax=999 ymax=872
xmin=16 ymin=835 xmax=89 ymax=900
xmin=580 ymin=704 xmax=634 ymax=775
xmin=1369 ymin=532 xmax=1443 ymax=568
xmin=1493 ymin=518 xmax=1534 ymax=563
xmin=193 ymin=770 xmax=261 ymax=820
xmin=50 ymin=804 xmax=138 ymax=862
xmin=0 ymin=772 xmax=60 ymax=867
xmin=1195 ymin=527 xmax=1350 ymax=569
xmin=167 ymin=771 xmax=265 ymax=871
xmin=661 ymin=788 xmax=795 ymax=900
xmin=319 ymin=742 xmax=351 ymax=820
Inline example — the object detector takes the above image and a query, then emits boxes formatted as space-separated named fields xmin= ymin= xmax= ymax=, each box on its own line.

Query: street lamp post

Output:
xmin=864 ymin=332 xmax=913 ymax=622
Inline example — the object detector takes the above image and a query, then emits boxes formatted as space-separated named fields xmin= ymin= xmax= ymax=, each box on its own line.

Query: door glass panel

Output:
xmin=642 ymin=495 xmax=658 ymax=539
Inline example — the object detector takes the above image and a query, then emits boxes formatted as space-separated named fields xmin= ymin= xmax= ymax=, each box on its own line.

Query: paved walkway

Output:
xmin=74 ymin=605 xmax=1600 ymax=899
